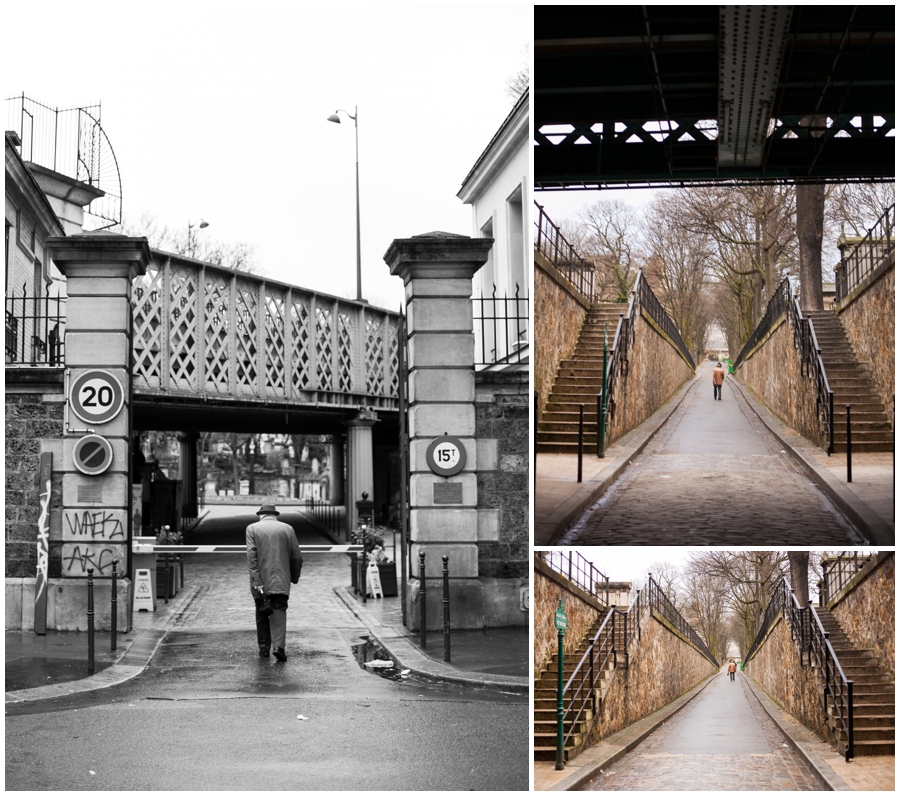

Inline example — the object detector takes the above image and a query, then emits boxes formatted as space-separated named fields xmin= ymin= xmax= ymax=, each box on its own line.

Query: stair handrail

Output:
xmin=601 ymin=271 xmax=640 ymax=431
xmin=745 ymin=576 xmax=855 ymax=761
xmin=534 ymin=200 xmax=595 ymax=300
xmin=821 ymin=551 xmax=875 ymax=605
xmin=733 ymin=277 xmax=834 ymax=454
xmin=789 ymin=294 xmax=835 ymax=454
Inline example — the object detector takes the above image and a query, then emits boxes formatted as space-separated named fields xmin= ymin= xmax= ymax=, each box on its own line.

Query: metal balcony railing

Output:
xmin=473 ymin=283 xmax=529 ymax=368
xmin=539 ymin=550 xmax=610 ymax=605
xmin=534 ymin=201 xmax=594 ymax=300
xmin=5 ymin=283 xmax=65 ymax=366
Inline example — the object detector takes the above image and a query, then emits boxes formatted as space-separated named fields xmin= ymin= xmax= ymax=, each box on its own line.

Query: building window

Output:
xmin=506 ymin=185 xmax=525 ymax=295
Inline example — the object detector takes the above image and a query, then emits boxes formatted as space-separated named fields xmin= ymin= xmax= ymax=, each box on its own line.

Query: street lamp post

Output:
xmin=327 ymin=106 xmax=363 ymax=302
xmin=187 ymin=219 xmax=209 ymax=258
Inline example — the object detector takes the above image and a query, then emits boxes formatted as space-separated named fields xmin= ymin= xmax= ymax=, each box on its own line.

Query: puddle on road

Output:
xmin=350 ymin=635 xmax=409 ymax=682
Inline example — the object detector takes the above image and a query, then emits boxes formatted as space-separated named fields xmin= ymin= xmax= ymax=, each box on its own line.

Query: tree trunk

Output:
xmin=788 ymin=551 xmax=810 ymax=605
xmin=797 ymin=182 xmax=825 ymax=311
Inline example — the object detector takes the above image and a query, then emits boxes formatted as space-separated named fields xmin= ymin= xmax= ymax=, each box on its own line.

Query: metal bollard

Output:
xmin=577 ymin=404 xmax=584 ymax=483
xmin=419 ymin=550 xmax=427 ymax=649
xmin=442 ymin=555 xmax=451 ymax=662
xmin=110 ymin=560 xmax=118 ymax=652
xmin=846 ymin=404 xmax=852 ymax=483
xmin=87 ymin=568 xmax=95 ymax=674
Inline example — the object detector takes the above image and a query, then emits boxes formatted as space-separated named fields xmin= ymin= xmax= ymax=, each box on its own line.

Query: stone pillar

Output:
xmin=177 ymin=431 xmax=199 ymax=519
xmin=329 ymin=435 xmax=345 ymax=505
xmin=47 ymin=233 xmax=150 ymax=631
xmin=384 ymin=231 xmax=492 ymax=630
xmin=344 ymin=409 xmax=377 ymax=533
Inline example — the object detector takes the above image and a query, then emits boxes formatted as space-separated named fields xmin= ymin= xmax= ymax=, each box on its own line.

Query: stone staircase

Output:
xmin=534 ymin=608 xmax=618 ymax=762
xmin=806 ymin=310 xmax=893 ymax=453
xmin=814 ymin=606 xmax=895 ymax=756
xmin=537 ymin=303 xmax=626 ymax=454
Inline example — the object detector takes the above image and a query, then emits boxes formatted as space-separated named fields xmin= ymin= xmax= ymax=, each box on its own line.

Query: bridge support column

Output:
xmin=329 ymin=435 xmax=345 ymax=506
xmin=177 ymin=431 xmax=199 ymax=520
xmin=385 ymin=231 xmax=492 ymax=630
xmin=46 ymin=234 xmax=150 ymax=631
xmin=344 ymin=409 xmax=377 ymax=533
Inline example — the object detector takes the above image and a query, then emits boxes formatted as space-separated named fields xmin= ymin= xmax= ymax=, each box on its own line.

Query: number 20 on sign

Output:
xmin=69 ymin=370 xmax=125 ymax=425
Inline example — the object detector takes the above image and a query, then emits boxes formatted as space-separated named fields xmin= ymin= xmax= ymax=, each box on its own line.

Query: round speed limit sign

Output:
xmin=69 ymin=370 xmax=125 ymax=425
xmin=425 ymin=435 xmax=467 ymax=477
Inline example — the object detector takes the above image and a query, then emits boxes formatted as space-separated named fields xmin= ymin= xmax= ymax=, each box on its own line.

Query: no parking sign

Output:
xmin=69 ymin=369 xmax=124 ymax=425
xmin=73 ymin=434 xmax=114 ymax=476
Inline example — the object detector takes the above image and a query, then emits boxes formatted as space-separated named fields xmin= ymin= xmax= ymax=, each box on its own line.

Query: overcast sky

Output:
xmin=6 ymin=2 xmax=531 ymax=311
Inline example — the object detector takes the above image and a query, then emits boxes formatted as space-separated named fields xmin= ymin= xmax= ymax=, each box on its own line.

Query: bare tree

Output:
xmin=575 ymin=199 xmax=642 ymax=302
xmin=505 ymin=45 xmax=530 ymax=101
xmin=681 ymin=566 xmax=731 ymax=664
xmin=120 ymin=211 xmax=263 ymax=274
xmin=826 ymin=182 xmax=895 ymax=238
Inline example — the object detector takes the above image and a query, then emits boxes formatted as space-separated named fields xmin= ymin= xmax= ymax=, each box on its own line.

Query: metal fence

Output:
xmin=637 ymin=272 xmax=697 ymax=369
xmin=821 ymin=552 xmax=874 ymax=605
xmin=473 ymin=283 xmax=529 ymax=367
xmin=732 ymin=278 xmax=791 ymax=369
xmin=835 ymin=204 xmax=894 ymax=303
xmin=646 ymin=574 xmax=718 ymax=667
xmin=5 ymin=283 xmax=65 ymax=366
xmin=533 ymin=201 xmax=594 ymax=300
xmin=539 ymin=550 xmax=610 ymax=605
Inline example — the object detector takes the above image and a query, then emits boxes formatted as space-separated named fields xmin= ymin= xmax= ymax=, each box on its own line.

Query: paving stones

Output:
xmin=583 ymin=675 xmax=820 ymax=791
xmin=561 ymin=378 xmax=865 ymax=545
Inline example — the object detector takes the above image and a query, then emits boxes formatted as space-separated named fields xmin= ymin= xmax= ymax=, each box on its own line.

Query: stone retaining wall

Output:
xmin=744 ymin=616 xmax=828 ymax=741
xmin=534 ymin=252 xmax=590 ymax=421
xmin=475 ymin=371 xmax=529 ymax=626
xmin=607 ymin=311 xmax=694 ymax=445
xmin=734 ymin=317 xmax=822 ymax=446
xmin=586 ymin=610 xmax=717 ymax=747
xmin=829 ymin=552 xmax=894 ymax=679
xmin=534 ymin=558 xmax=606 ymax=678
xmin=836 ymin=262 xmax=894 ymax=429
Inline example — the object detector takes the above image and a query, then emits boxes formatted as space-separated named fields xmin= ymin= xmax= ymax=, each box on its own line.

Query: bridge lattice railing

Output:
xmin=132 ymin=252 xmax=401 ymax=407
xmin=745 ymin=576 xmax=855 ymax=761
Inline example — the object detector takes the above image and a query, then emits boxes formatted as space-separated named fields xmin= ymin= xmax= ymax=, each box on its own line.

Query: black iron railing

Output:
xmin=540 ymin=550 xmax=610 ymax=605
xmin=733 ymin=277 xmax=834 ymax=452
xmin=534 ymin=201 xmax=594 ymax=300
xmin=821 ymin=552 xmax=875 ymax=605
xmin=646 ymin=574 xmax=718 ymax=667
xmin=745 ymin=576 xmax=855 ymax=761
xmin=5 ymin=283 xmax=65 ymax=366
xmin=835 ymin=204 xmax=894 ymax=303
xmin=301 ymin=498 xmax=345 ymax=540
xmin=473 ymin=283 xmax=529 ymax=367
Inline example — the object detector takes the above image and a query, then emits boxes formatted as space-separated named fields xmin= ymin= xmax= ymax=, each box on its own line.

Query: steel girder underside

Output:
xmin=535 ymin=5 xmax=894 ymax=189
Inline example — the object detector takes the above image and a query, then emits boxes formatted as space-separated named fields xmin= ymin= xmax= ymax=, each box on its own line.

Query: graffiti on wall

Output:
xmin=61 ymin=509 xmax=126 ymax=542
xmin=61 ymin=544 xmax=127 ymax=577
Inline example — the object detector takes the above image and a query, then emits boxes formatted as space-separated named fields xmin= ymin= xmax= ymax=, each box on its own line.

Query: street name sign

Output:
xmin=554 ymin=604 xmax=568 ymax=631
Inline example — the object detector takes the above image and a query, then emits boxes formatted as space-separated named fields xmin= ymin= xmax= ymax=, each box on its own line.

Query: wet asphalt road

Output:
xmin=5 ymin=510 xmax=528 ymax=791
xmin=562 ymin=363 xmax=862 ymax=545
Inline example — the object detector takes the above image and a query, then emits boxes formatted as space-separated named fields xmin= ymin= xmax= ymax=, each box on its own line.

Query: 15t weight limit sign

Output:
xmin=69 ymin=370 xmax=125 ymax=425
xmin=425 ymin=435 xmax=467 ymax=477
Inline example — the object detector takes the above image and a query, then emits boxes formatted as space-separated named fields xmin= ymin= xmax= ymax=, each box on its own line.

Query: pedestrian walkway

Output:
xmin=6 ymin=508 xmax=527 ymax=702
xmin=537 ymin=362 xmax=892 ymax=546
xmin=535 ymin=670 xmax=895 ymax=792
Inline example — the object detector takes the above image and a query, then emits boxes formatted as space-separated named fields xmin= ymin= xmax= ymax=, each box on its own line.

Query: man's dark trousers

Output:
xmin=714 ymin=384 xmax=722 ymax=400
xmin=255 ymin=594 xmax=289 ymax=652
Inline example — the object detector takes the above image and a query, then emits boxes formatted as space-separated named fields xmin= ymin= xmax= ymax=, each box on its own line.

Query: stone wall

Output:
xmin=534 ymin=252 xmax=590 ymax=421
xmin=744 ymin=616 xmax=828 ymax=741
xmin=534 ymin=558 xmax=605 ymax=677
xmin=5 ymin=373 xmax=65 ymax=579
xmin=836 ymin=262 xmax=894 ymax=429
xmin=475 ymin=370 xmax=529 ymax=627
xmin=735 ymin=317 xmax=823 ymax=446
xmin=607 ymin=311 xmax=694 ymax=445
xmin=829 ymin=552 xmax=894 ymax=679
xmin=586 ymin=609 xmax=717 ymax=746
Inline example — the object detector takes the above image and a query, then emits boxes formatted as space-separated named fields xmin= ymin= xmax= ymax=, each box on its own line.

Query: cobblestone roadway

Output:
xmin=562 ymin=366 xmax=864 ymax=545
xmin=584 ymin=674 xmax=819 ymax=791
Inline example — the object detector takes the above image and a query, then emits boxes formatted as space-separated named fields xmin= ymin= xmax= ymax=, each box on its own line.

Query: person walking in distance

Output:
xmin=246 ymin=504 xmax=303 ymax=662
xmin=713 ymin=362 xmax=726 ymax=400
xmin=728 ymin=660 xmax=737 ymax=681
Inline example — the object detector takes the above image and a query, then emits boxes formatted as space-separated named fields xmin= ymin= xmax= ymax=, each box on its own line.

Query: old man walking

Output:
xmin=246 ymin=504 xmax=303 ymax=662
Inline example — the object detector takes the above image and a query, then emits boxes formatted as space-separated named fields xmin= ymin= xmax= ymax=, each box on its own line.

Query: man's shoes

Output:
xmin=259 ymin=647 xmax=270 ymax=657
xmin=273 ymin=647 xmax=287 ymax=662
